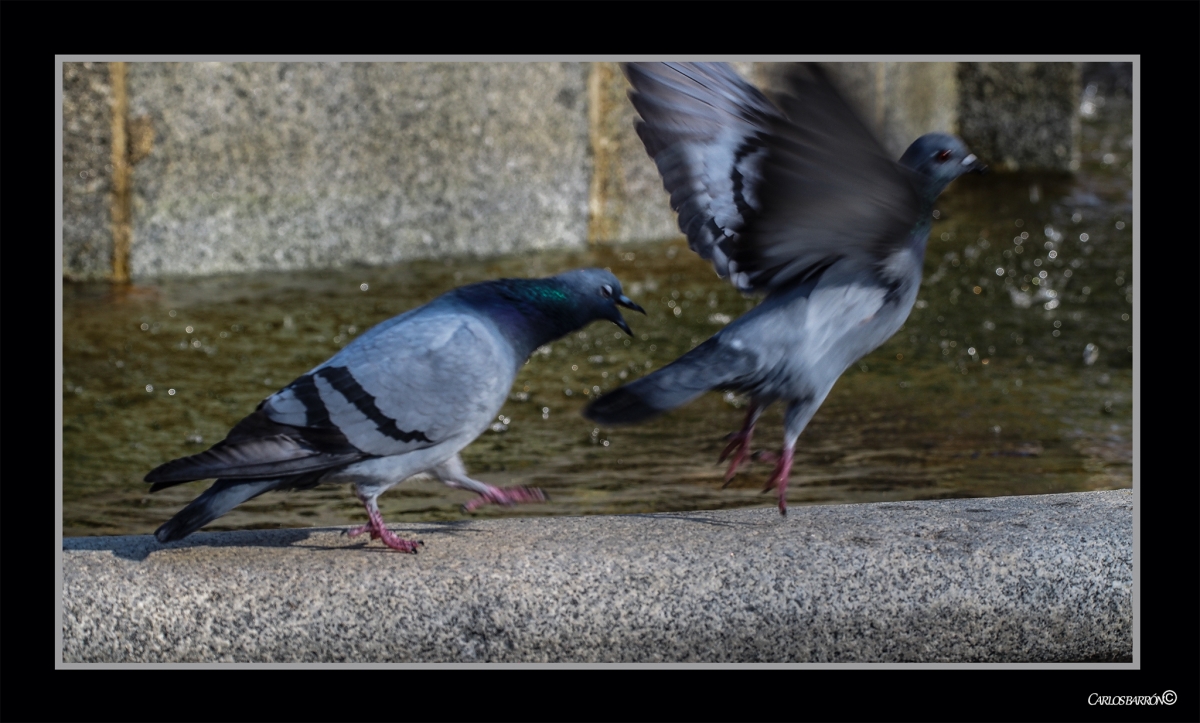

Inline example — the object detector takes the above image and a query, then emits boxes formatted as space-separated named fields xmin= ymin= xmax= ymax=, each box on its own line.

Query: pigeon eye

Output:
xmin=936 ymin=149 xmax=953 ymax=162
xmin=601 ymin=284 xmax=613 ymax=299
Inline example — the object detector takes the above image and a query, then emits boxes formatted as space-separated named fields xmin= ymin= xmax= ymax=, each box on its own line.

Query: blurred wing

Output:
xmin=625 ymin=62 xmax=922 ymax=293
xmin=625 ymin=62 xmax=780 ymax=285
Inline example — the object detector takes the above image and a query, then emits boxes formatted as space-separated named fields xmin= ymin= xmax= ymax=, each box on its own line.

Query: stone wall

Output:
xmin=61 ymin=61 xmax=1084 ymax=280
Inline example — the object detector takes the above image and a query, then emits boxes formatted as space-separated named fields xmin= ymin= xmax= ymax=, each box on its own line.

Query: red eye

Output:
xmin=936 ymin=150 xmax=953 ymax=162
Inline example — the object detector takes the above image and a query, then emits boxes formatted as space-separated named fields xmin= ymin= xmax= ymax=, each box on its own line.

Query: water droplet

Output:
xmin=1079 ymin=233 xmax=1089 ymax=242
xmin=168 ymin=388 xmax=176 ymax=395
xmin=360 ymin=283 xmax=369 ymax=291
xmin=145 ymin=385 xmax=154 ymax=392
xmin=1083 ymin=343 xmax=1099 ymax=365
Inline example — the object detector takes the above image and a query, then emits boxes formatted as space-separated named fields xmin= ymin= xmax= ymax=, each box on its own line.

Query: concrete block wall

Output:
xmin=61 ymin=61 xmax=1082 ymax=281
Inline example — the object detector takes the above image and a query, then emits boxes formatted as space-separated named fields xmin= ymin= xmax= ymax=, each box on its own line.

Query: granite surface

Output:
xmin=62 ymin=490 xmax=1133 ymax=663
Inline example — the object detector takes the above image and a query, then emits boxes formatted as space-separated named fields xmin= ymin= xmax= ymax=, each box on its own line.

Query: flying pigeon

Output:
xmin=146 ymin=268 xmax=645 ymax=551
xmin=585 ymin=62 xmax=985 ymax=514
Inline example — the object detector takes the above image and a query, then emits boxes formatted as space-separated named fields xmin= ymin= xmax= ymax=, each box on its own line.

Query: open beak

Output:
xmin=612 ymin=294 xmax=645 ymax=336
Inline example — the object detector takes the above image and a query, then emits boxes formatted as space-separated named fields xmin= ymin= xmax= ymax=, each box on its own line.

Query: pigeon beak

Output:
xmin=610 ymin=295 xmax=643 ymax=336
xmin=612 ymin=313 xmax=634 ymax=336
xmin=962 ymin=153 xmax=988 ymax=175
xmin=616 ymin=295 xmax=646 ymax=315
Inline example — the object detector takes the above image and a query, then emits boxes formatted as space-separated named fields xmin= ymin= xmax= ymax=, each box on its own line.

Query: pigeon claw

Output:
xmin=762 ymin=447 xmax=794 ymax=516
xmin=719 ymin=433 xmax=753 ymax=488
xmin=718 ymin=411 xmax=758 ymax=487
xmin=462 ymin=485 xmax=548 ymax=513
xmin=345 ymin=522 xmax=374 ymax=539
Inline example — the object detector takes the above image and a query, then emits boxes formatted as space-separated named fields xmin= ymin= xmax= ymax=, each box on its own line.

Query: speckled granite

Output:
xmin=61 ymin=62 xmax=594 ymax=279
xmin=62 ymin=490 xmax=1132 ymax=663
xmin=62 ymin=62 xmax=115 ymax=279
xmin=958 ymin=62 xmax=1082 ymax=172
xmin=62 ymin=62 xmax=1081 ymax=280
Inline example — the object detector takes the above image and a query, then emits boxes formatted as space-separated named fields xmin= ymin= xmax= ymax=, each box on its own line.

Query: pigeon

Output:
xmin=146 ymin=268 xmax=645 ymax=551
xmin=585 ymin=62 xmax=985 ymax=514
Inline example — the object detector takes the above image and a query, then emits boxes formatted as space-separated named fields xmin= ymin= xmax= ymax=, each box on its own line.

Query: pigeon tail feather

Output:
xmin=154 ymin=478 xmax=283 ymax=542
xmin=585 ymin=337 xmax=755 ymax=425
xmin=153 ymin=472 xmax=326 ymax=543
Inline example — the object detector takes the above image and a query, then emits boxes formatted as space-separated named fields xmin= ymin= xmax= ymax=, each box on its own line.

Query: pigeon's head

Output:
xmin=900 ymin=133 xmax=987 ymax=198
xmin=555 ymin=268 xmax=645 ymax=336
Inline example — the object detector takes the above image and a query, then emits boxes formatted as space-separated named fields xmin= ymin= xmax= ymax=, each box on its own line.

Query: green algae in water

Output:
xmin=62 ymin=97 xmax=1133 ymax=538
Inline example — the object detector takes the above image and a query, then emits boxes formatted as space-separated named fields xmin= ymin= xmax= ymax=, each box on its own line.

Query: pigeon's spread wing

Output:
xmin=146 ymin=310 xmax=512 ymax=487
xmin=625 ymin=62 xmax=922 ymax=293
xmin=625 ymin=63 xmax=781 ymax=284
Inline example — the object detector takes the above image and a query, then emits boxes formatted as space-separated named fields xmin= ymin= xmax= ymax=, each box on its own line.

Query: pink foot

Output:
xmin=345 ymin=522 xmax=379 ymax=540
xmin=344 ymin=505 xmax=424 ymax=553
xmin=718 ymin=409 xmax=758 ymax=487
xmin=762 ymin=447 xmax=794 ymax=516
xmin=462 ymin=485 xmax=547 ymax=513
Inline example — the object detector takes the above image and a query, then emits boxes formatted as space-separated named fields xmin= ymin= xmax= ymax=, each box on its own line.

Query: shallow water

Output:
xmin=61 ymin=92 xmax=1133 ymax=537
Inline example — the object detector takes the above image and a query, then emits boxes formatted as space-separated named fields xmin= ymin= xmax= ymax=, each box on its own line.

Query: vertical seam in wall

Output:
xmin=109 ymin=62 xmax=132 ymax=283
xmin=586 ymin=62 xmax=616 ymax=244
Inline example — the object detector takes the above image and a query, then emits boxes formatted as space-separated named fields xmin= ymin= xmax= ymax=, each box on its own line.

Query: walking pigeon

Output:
xmin=146 ymin=268 xmax=645 ymax=551
xmin=584 ymin=62 xmax=985 ymax=514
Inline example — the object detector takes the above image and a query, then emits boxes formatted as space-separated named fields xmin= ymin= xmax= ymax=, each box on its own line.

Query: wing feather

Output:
xmin=625 ymin=62 xmax=922 ymax=293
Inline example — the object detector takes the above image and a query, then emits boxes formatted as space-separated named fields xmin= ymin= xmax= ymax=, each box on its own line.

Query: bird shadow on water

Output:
xmin=62 ymin=521 xmax=490 ymax=562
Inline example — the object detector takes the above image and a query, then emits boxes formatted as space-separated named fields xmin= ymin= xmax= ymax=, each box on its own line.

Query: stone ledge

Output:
xmin=61 ymin=489 xmax=1132 ymax=663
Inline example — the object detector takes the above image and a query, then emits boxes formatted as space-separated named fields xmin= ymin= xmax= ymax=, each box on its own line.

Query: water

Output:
xmin=61 ymin=91 xmax=1133 ymax=538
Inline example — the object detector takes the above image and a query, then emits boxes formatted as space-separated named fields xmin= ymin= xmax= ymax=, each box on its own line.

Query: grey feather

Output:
xmin=147 ymin=268 xmax=644 ymax=549
xmin=585 ymin=337 xmax=759 ymax=425
xmin=588 ymin=63 xmax=985 ymax=514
